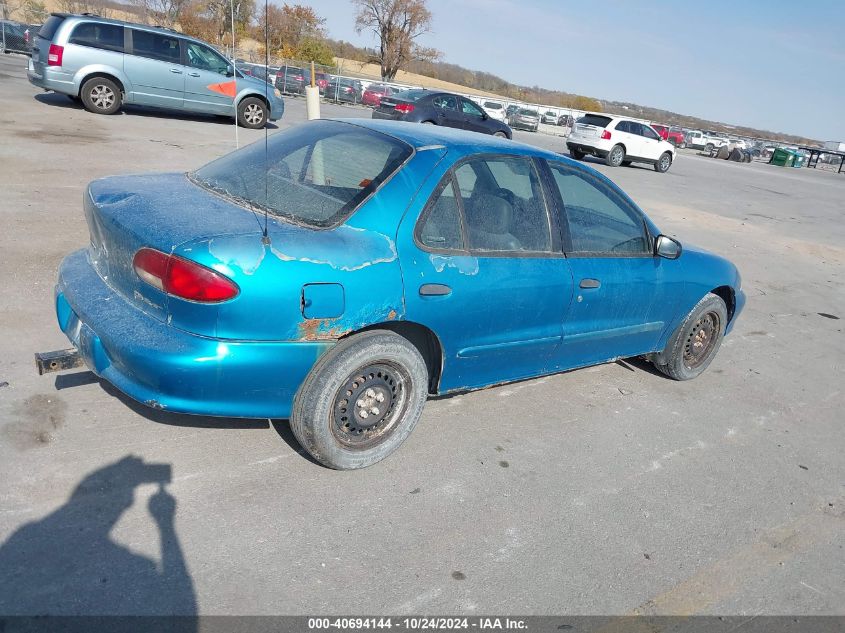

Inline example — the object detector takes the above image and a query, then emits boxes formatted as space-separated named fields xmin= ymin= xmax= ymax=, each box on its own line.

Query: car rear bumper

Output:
xmin=566 ymin=141 xmax=609 ymax=158
xmin=55 ymin=249 xmax=333 ymax=419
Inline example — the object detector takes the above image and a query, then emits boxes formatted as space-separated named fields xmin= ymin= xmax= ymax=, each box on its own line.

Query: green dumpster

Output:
xmin=771 ymin=147 xmax=795 ymax=167
xmin=792 ymin=152 xmax=806 ymax=168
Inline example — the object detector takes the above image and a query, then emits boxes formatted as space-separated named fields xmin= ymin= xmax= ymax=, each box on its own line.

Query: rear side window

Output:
xmin=432 ymin=94 xmax=458 ymax=110
xmin=131 ymin=29 xmax=180 ymax=63
xmin=38 ymin=15 xmax=65 ymax=40
xmin=418 ymin=180 xmax=464 ymax=251
xmin=69 ymin=22 xmax=124 ymax=52
xmin=577 ymin=114 xmax=612 ymax=128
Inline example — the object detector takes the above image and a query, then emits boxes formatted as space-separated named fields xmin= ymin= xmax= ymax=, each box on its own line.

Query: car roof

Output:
xmin=335 ymin=118 xmax=564 ymax=161
xmin=51 ymin=12 xmax=211 ymax=45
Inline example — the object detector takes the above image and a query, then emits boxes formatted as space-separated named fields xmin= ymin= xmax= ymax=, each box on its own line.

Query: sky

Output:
xmin=305 ymin=0 xmax=845 ymax=141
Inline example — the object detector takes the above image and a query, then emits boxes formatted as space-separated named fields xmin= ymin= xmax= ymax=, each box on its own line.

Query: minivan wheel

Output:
xmin=291 ymin=330 xmax=429 ymax=470
xmin=655 ymin=152 xmax=672 ymax=173
xmin=606 ymin=144 xmax=625 ymax=167
xmin=80 ymin=77 xmax=122 ymax=115
xmin=237 ymin=97 xmax=267 ymax=129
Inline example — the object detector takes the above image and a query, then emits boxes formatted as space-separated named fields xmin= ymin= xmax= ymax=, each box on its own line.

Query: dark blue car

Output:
xmin=44 ymin=119 xmax=744 ymax=469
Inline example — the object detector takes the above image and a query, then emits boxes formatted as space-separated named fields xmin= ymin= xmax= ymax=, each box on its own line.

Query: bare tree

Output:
xmin=353 ymin=0 xmax=439 ymax=80
xmin=130 ymin=0 xmax=190 ymax=28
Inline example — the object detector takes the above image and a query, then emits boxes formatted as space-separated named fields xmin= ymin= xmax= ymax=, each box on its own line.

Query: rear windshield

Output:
xmin=577 ymin=114 xmax=612 ymax=128
xmin=38 ymin=15 xmax=65 ymax=40
xmin=395 ymin=89 xmax=429 ymax=102
xmin=191 ymin=121 xmax=413 ymax=228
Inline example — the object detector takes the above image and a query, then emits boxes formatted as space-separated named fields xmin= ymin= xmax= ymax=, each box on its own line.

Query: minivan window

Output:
xmin=131 ymin=29 xmax=180 ymax=63
xmin=38 ymin=15 xmax=65 ymax=40
xmin=186 ymin=41 xmax=229 ymax=74
xmin=577 ymin=114 xmax=612 ymax=128
xmin=69 ymin=22 xmax=124 ymax=52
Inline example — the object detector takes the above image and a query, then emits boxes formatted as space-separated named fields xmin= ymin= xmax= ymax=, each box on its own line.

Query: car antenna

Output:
xmin=261 ymin=0 xmax=270 ymax=246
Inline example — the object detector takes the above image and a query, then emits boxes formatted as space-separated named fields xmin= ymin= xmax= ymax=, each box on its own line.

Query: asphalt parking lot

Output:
xmin=1 ymin=52 xmax=844 ymax=616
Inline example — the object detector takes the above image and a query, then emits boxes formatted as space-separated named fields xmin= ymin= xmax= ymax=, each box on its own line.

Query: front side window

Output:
xmin=186 ymin=42 xmax=229 ymax=74
xmin=131 ymin=29 xmax=180 ymax=63
xmin=548 ymin=162 xmax=649 ymax=255
xmin=419 ymin=156 xmax=552 ymax=254
xmin=68 ymin=22 xmax=123 ymax=52
xmin=641 ymin=125 xmax=661 ymax=140
xmin=461 ymin=99 xmax=485 ymax=117
xmin=193 ymin=120 xmax=413 ymax=228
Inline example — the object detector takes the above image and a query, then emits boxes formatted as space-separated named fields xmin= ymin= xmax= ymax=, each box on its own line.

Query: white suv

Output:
xmin=567 ymin=114 xmax=676 ymax=173
xmin=480 ymin=100 xmax=506 ymax=123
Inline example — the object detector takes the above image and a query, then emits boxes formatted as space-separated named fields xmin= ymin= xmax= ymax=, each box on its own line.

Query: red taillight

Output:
xmin=47 ymin=44 xmax=63 ymax=66
xmin=600 ymin=130 xmax=611 ymax=140
xmin=395 ymin=103 xmax=415 ymax=114
xmin=133 ymin=248 xmax=239 ymax=303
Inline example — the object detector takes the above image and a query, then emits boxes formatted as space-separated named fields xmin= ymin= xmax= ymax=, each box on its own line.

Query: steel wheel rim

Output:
xmin=244 ymin=103 xmax=263 ymax=125
xmin=331 ymin=362 xmax=411 ymax=450
xmin=683 ymin=312 xmax=721 ymax=369
xmin=90 ymin=85 xmax=115 ymax=109
xmin=611 ymin=147 xmax=623 ymax=164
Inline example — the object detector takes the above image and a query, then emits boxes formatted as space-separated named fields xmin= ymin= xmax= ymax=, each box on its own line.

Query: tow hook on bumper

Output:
xmin=34 ymin=348 xmax=83 ymax=375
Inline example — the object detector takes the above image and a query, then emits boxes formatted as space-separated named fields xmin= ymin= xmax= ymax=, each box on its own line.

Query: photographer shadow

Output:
xmin=0 ymin=455 xmax=197 ymax=625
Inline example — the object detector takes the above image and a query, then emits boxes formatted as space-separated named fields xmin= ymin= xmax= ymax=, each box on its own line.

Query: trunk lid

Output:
xmin=375 ymin=96 xmax=404 ymax=118
xmin=84 ymin=173 xmax=263 ymax=323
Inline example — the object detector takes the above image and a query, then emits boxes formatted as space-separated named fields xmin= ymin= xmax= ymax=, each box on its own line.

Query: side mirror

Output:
xmin=482 ymin=112 xmax=488 ymax=120
xmin=226 ymin=65 xmax=235 ymax=77
xmin=655 ymin=234 xmax=682 ymax=259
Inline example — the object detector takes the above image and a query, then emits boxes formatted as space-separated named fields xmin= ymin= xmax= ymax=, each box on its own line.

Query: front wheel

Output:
xmin=655 ymin=152 xmax=672 ymax=173
xmin=291 ymin=330 xmax=429 ymax=470
xmin=654 ymin=293 xmax=728 ymax=381
xmin=705 ymin=143 xmax=714 ymax=153
xmin=605 ymin=144 xmax=625 ymax=167
xmin=80 ymin=77 xmax=122 ymax=115
xmin=494 ymin=131 xmax=508 ymax=138
xmin=237 ymin=97 xmax=268 ymax=129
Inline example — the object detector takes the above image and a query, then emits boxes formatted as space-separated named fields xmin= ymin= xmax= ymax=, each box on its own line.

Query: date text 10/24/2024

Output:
xmin=308 ymin=618 xmax=528 ymax=630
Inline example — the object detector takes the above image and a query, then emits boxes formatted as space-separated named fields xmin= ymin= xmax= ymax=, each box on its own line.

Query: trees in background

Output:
xmin=129 ymin=0 xmax=190 ymax=28
xmin=353 ymin=0 xmax=440 ymax=80
xmin=253 ymin=3 xmax=332 ymax=63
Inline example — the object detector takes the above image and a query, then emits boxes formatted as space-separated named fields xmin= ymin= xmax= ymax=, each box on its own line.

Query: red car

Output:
xmin=362 ymin=83 xmax=399 ymax=107
xmin=651 ymin=124 xmax=686 ymax=147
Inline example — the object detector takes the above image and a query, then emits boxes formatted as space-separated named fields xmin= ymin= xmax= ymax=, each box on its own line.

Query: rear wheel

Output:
xmin=291 ymin=330 xmax=429 ymax=470
xmin=80 ymin=77 xmax=122 ymax=115
xmin=569 ymin=148 xmax=585 ymax=160
xmin=654 ymin=293 xmax=728 ymax=381
xmin=605 ymin=144 xmax=625 ymax=167
xmin=237 ymin=97 xmax=268 ymax=129
xmin=705 ymin=143 xmax=715 ymax=153
xmin=655 ymin=152 xmax=672 ymax=173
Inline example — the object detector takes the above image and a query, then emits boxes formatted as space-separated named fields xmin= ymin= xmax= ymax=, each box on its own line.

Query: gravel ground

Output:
xmin=1 ymin=53 xmax=843 ymax=616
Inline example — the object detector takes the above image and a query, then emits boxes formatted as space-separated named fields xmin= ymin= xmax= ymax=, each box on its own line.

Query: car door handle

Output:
xmin=170 ymin=68 xmax=183 ymax=74
xmin=419 ymin=283 xmax=452 ymax=296
xmin=188 ymin=72 xmax=200 ymax=77
xmin=579 ymin=278 xmax=601 ymax=289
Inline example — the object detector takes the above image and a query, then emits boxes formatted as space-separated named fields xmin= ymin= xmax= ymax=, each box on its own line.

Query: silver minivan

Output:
xmin=27 ymin=13 xmax=284 ymax=128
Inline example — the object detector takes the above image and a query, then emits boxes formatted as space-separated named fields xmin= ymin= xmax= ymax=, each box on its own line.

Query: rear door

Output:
xmin=125 ymin=28 xmax=184 ymax=108
xmin=430 ymin=94 xmax=464 ymax=129
xmin=183 ymin=40 xmax=235 ymax=115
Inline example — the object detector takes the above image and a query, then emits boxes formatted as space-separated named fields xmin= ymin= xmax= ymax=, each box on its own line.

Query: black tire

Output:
xmin=237 ymin=97 xmax=268 ymax=129
xmin=704 ymin=143 xmax=714 ymax=153
xmin=653 ymin=293 xmax=728 ymax=381
xmin=80 ymin=76 xmax=122 ymax=115
xmin=605 ymin=144 xmax=625 ymax=167
xmin=655 ymin=152 xmax=672 ymax=173
xmin=494 ymin=131 xmax=507 ymax=138
xmin=569 ymin=148 xmax=585 ymax=160
xmin=291 ymin=330 xmax=429 ymax=470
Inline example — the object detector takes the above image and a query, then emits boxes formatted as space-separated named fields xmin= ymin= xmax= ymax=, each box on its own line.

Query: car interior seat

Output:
xmin=465 ymin=193 xmax=521 ymax=251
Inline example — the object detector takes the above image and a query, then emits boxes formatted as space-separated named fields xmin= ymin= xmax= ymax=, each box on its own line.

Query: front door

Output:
xmin=636 ymin=123 xmax=664 ymax=160
xmin=126 ymin=28 xmax=183 ymax=108
xmin=397 ymin=154 xmax=573 ymax=392
xmin=459 ymin=98 xmax=490 ymax=133
xmin=543 ymin=160 xmax=678 ymax=369
xmin=183 ymin=40 xmax=236 ymax=115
